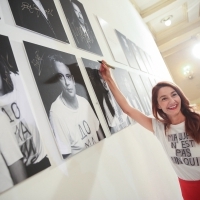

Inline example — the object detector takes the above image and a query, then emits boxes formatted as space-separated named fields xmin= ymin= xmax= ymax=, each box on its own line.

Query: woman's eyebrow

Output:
xmin=159 ymin=95 xmax=166 ymax=99
xmin=171 ymin=90 xmax=176 ymax=94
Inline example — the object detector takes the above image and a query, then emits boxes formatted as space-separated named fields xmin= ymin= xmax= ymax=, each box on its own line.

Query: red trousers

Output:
xmin=178 ymin=178 xmax=200 ymax=200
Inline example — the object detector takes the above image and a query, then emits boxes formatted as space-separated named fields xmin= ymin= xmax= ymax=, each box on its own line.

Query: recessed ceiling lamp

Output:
xmin=192 ymin=43 xmax=200 ymax=59
xmin=161 ymin=15 xmax=173 ymax=26
xmin=183 ymin=65 xmax=194 ymax=80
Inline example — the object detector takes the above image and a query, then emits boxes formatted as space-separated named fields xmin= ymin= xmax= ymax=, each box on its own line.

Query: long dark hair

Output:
xmin=152 ymin=81 xmax=200 ymax=143
xmin=0 ymin=54 xmax=14 ymax=94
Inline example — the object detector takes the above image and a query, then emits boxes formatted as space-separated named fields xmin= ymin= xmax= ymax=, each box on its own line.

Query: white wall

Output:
xmin=0 ymin=0 xmax=182 ymax=199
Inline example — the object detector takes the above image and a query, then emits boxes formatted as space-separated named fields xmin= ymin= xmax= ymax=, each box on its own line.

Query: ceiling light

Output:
xmin=192 ymin=43 xmax=200 ymax=59
xmin=161 ymin=15 xmax=173 ymax=27
xmin=183 ymin=65 xmax=194 ymax=80
xmin=164 ymin=19 xmax=171 ymax=26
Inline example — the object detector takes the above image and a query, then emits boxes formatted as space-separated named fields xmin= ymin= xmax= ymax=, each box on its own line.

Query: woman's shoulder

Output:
xmin=151 ymin=118 xmax=165 ymax=134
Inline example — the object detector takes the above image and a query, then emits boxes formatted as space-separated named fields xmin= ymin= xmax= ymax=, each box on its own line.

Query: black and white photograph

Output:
xmin=137 ymin=47 xmax=153 ymax=74
xmin=0 ymin=4 xmax=4 ymax=23
xmin=24 ymin=41 xmax=105 ymax=159
xmin=129 ymin=72 xmax=152 ymax=116
xmin=112 ymin=68 xmax=146 ymax=119
xmin=97 ymin=16 xmax=128 ymax=65
xmin=81 ymin=58 xmax=131 ymax=134
xmin=128 ymin=41 xmax=148 ymax=72
xmin=0 ymin=34 xmax=51 ymax=194
xmin=149 ymin=76 xmax=157 ymax=87
xmin=8 ymin=0 xmax=69 ymax=43
xmin=115 ymin=30 xmax=140 ymax=70
xmin=144 ymin=53 xmax=156 ymax=75
xmin=140 ymin=75 xmax=153 ymax=99
xmin=60 ymin=0 xmax=103 ymax=56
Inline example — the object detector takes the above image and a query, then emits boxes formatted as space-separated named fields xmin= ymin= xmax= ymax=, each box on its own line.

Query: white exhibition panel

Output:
xmin=0 ymin=0 xmax=181 ymax=199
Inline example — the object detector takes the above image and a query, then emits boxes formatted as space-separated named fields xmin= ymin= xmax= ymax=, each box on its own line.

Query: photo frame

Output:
xmin=8 ymin=0 xmax=69 ymax=43
xmin=24 ymin=41 xmax=105 ymax=159
xmin=0 ymin=34 xmax=51 ymax=194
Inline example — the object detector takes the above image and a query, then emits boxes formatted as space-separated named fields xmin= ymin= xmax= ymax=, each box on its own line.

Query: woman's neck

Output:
xmin=169 ymin=112 xmax=185 ymax=125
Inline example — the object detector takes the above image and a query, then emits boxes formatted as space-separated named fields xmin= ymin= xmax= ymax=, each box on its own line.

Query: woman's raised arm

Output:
xmin=99 ymin=60 xmax=154 ymax=133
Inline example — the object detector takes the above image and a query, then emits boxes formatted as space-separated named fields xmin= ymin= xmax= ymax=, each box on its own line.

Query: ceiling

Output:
xmin=130 ymin=0 xmax=200 ymax=105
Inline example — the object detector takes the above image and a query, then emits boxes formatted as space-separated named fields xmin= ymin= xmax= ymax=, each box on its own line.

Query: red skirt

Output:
xmin=178 ymin=178 xmax=200 ymax=200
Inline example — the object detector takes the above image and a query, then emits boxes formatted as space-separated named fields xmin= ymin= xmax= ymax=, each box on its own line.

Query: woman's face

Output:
xmin=157 ymin=86 xmax=182 ymax=117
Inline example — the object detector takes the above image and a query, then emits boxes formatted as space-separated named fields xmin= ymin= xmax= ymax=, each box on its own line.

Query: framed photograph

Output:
xmin=140 ymin=75 xmax=153 ymax=99
xmin=60 ymin=0 xmax=103 ymax=56
xmin=145 ymin=53 xmax=156 ymax=75
xmin=112 ymin=68 xmax=147 ymax=120
xmin=149 ymin=76 xmax=157 ymax=87
xmin=137 ymin=47 xmax=153 ymax=74
xmin=23 ymin=41 xmax=105 ymax=159
xmin=97 ymin=16 xmax=128 ymax=65
xmin=0 ymin=4 xmax=4 ymax=23
xmin=81 ymin=58 xmax=131 ymax=134
xmin=115 ymin=30 xmax=140 ymax=70
xmin=128 ymin=41 xmax=148 ymax=72
xmin=129 ymin=72 xmax=152 ymax=116
xmin=0 ymin=34 xmax=50 ymax=194
xmin=8 ymin=0 xmax=69 ymax=43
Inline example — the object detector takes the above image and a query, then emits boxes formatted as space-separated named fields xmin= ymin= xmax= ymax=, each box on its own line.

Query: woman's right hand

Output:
xmin=99 ymin=60 xmax=112 ymax=82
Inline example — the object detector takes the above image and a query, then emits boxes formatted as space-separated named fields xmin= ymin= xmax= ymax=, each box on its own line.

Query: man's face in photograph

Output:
xmin=54 ymin=61 xmax=76 ymax=98
xmin=72 ymin=2 xmax=85 ymax=25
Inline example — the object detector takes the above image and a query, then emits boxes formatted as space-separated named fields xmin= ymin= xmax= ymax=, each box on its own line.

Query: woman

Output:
xmin=99 ymin=60 xmax=200 ymax=200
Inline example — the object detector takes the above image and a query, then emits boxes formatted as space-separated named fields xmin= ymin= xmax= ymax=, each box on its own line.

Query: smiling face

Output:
xmin=157 ymin=86 xmax=182 ymax=118
xmin=54 ymin=61 xmax=76 ymax=99
xmin=72 ymin=2 xmax=84 ymax=25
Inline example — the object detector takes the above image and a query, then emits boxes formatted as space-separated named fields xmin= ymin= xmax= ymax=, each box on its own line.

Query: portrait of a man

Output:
xmin=8 ymin=0 xmax=69 ymax=43
xmin=129 ymin=72 xmax=152 ymax=116
xmin=115 ymin=30 xmax=140 ymax=70
xmin=137 ymin=47 xmax=152 ymax=74
xmin=128 ymin=41 xmax=148 ymax=72
xmin=82 ymin=58 xmax=131 ymax=134
xmin=24 ymin=42 xmax=105 ymax=159
xmin=140 ymin=75 xmax=153 ymax=99
xmin=112 ymin=68 xmax=146 ymax=118
xmin=60 ymin=0 xmax=103 ymax=56
xmin=0 ymin=34 xmax=50 ymax=193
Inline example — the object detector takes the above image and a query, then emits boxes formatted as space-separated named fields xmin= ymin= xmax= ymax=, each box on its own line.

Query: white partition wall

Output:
xmin=0 ymin=0 xmax=182 ymax=199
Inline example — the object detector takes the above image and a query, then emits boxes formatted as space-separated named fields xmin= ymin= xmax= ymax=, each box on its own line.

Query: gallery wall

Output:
xmin=0 ymin=0 xmax=183 ymax=199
